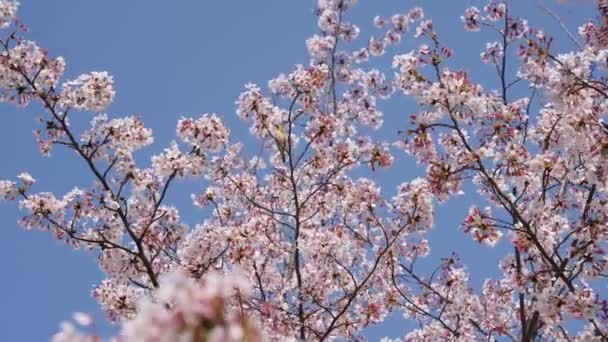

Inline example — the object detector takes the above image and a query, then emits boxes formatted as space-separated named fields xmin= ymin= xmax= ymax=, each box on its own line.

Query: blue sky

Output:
xmin=0 ymin=1 xmax=597 ymax=340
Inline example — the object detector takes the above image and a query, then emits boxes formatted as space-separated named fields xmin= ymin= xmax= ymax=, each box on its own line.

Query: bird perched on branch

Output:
xmin=273 ymin=123 xmax=288 ymax=163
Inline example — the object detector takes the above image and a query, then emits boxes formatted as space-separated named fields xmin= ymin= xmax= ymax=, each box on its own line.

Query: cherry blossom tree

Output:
xmin=1 ymin=0 xmax=608 ymax=340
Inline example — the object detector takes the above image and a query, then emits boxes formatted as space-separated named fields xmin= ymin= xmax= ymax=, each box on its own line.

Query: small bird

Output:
xmin=274 ymin=123 xmax=288 ymax=163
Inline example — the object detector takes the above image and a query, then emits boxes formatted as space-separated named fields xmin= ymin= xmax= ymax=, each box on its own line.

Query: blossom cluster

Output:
xmin=52 ymin=271 xmax=262 ymax=342
xmin=59 ymin=71 xmax=115 ymax=112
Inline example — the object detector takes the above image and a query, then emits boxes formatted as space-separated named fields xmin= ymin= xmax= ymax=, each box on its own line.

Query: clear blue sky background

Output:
xmin=0 ymin=1 xmax=597 ymax=340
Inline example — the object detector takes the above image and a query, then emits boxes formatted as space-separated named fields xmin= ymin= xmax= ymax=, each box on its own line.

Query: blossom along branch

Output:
xmin=1 ymin=0 xmax=608 ymax=341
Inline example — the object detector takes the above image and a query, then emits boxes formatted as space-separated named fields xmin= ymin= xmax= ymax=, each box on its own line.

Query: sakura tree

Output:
xmin=1 ymin=0 xmax=608 ymax=341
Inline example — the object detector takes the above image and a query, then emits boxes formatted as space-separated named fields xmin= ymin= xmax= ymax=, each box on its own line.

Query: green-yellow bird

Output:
xmin=274 ymin=123 xmax=288 ymax=163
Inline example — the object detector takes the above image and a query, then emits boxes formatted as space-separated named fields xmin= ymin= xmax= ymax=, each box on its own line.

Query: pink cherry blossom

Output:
xmin=60 ymin=71 xmax=115 ymax=112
